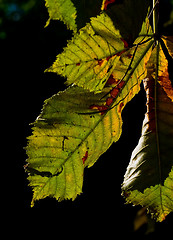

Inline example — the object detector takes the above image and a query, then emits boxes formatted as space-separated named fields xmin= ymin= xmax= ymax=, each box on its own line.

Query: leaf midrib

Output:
xmin=33 ymin=38 xmax=154 ymax=198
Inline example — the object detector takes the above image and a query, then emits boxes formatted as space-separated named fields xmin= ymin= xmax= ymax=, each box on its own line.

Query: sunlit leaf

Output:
xmin=26 ymin=85 xmax=123 ymax=206
xmin=45 ymin=0 xmax=77 ymax=31
xmin=26 ymin=32 xmax=153 ymax=206
xmin=46 ymin=13 xmax=152 ymax=93
xmin=122 ymin=43 xmax=173 ymax=222
xmin=45 ymin=0 xmax=103 ymax=31
xmin=26 ymin=0 xmax=173 ymax=221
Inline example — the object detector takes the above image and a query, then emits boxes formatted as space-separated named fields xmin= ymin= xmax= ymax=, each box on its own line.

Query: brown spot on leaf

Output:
xmin=105 ymin=75 xmax=116 ymax=86
xmin=117 ymin=80 xmax=125 ymax=89
xmin=121 ymin=38 xmax=129 ymax=48
xmin=110 ymin=88 xmax=119 ymax=98
xmin=118 ymin=102 xmax=124 ymax=112
xmin=106 ymin=56 xmax=111 ymax=61
xmin=158 ymin=69 xmax=173 ymax=101
xmin=106 ymin=97 xmax=114 ymax=106
xmin=98 ymin=59 xmax=104 ymax=66
xmin=82 ymin=151 xmax=88 ymax=164
xmin=109 ymin=81 xmax=125 ymax=98
xmin=89 ymin=104 xmax=108 ymax=115
xmin=126 ymin=53 xmax=133 ymax=59
xmin=115 ymin=50 xmax=126 ymax=56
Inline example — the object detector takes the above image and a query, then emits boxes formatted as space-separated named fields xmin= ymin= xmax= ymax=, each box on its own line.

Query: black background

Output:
xmin=2 ymin=1 xmax=173 ymax=238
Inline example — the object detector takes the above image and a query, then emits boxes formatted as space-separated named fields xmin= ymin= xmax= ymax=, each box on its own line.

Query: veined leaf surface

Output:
xmin=26 ymin=85 xmax=122 ymax=206
xmin=46 ymin=13 xmax=152 ymax=93
xmin=45 ymin=0 xmax=77 ymax=31
xmin=45 ymin=0 xmax=103 ymax=31
xmin=26 ymin=0 xmax=173 ymax=222
xmin=46 ymin=13 xmax=123 ymax=92
xmin=162 ymin=36 xmax=173 ymax=58
xmin=122 ymin=43 xmax=173 ymax=222
xmin=26 ymin=35 xmax=153 ymax=206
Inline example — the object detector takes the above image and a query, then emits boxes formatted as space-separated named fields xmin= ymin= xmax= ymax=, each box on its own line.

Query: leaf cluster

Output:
xmin=25 ymin=0 xmax=173 ymax=222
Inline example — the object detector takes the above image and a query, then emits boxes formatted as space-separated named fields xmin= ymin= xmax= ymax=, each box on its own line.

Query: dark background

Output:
xmin=2 ymin=0 xmax=173 ymax=238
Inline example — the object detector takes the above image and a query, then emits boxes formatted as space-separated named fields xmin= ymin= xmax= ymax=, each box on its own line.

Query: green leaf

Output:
xmin=46 ymin=13 xmax=153 ymax=93
xmin=46 ymin=13 xmax=123 ymax=92
xmin=45 ymin=0 xmax=77 ymax=31
xmin=26 ymin=86 xmax=122 ymax=206
xmin=26 ymin=33 xmax=153 ymax=205
xmin=26 ymin=0 xmax=173 ymax=222
xmin=122 ymin=43 xmax=173 ymax=222
xmin=45 ymin=0 xmax=103 ymax=32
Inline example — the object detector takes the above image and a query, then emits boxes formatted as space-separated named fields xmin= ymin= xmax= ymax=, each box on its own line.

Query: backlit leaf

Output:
xmin=26 ymin=33 xmax=153 ymax=206
xmin=45 ymin=0 xmax=103 ymax=31
xmin=45 ymin=0 xmax=77 ymax=31
xmin=25 ymin=0 xmax=173 ymax=222
xmin=46 ymin=13 xmax=124 ymax=92
xmin=162 ymin=36 xmax=173 ymax=58
xmin=46 ymin=13 xmax=152 ymax=93
xmin=122 ymin=43 xmax=173 ymax=222
xmin=26 ymin=85 xmax=123 ymax=206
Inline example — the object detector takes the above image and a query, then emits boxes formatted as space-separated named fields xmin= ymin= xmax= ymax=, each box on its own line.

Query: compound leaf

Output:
xmin=26 ymin=32 xmax=153 ymax=205
xmin=26 ymin=2 xmax=156 ymax=208
xmin=26 ymin=0 xmax=173 ymax=223
xmin=122 ymin=42 xmax=173 ymax=222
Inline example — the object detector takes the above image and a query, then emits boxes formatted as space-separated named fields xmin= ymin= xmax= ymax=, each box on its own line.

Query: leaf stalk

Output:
xmin=153 ymin=0 xmax=159 ymax=36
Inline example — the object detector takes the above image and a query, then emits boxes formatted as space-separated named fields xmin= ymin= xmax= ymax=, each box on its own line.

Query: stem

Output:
xmin=153 ymin=1 xmax=164 ymax=215
xmin=153 ymin=0 xmax=159 ymax=36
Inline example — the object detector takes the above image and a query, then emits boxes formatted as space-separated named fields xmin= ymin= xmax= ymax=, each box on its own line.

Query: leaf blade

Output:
xmin=26 ymin=14 xmax=154 ymax=206
xmin=122 ymin=43 xmax=173 ymax=221
xmin=46 ymin=13 xmax=153 ymax=93
xmin=46 ymin=13 xmax=125 ymax=92
xmin=26 ymin=34 xmax=153 ymax=205
xmin=26 ymin=86 xmax=123 ymax=205
xmin=45 ymin=0 xmax=77 ymax=31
